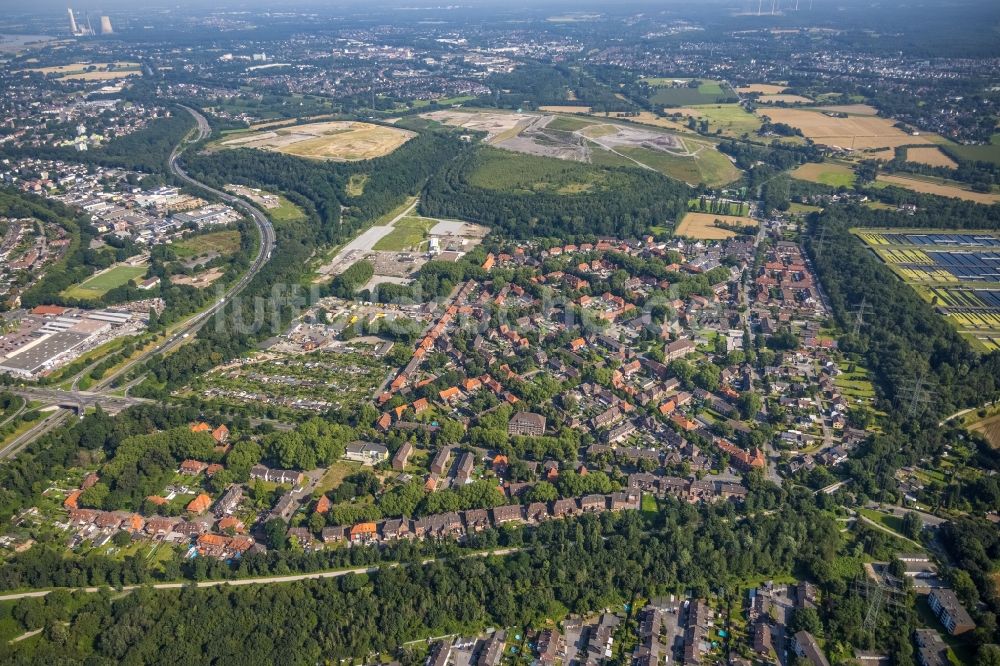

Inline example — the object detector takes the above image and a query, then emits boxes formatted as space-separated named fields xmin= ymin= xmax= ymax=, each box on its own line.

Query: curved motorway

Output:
xmin=0 ymin=106 xmax=277 ymax=459
xmin=98 ymin=105 xmax=276 ymax=381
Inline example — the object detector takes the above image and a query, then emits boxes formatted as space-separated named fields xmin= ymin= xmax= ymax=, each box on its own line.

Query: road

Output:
xmin=0 ymin=409 xmax=71 ymax=460
xmin=0 ymin=105 xmax=278 ymax=456
xmin=0 ymin=547 xmax=523 ymax=603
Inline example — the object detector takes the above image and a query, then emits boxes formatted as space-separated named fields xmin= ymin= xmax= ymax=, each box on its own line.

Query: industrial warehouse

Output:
xmin=0 ymin=303 xmax=157 ymax=378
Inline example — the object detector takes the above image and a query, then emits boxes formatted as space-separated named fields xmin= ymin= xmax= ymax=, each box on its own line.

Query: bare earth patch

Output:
xmin=675 ymin=212 xmax=758 ymax=240
xmin=218 ymin=121 xmax=414 ymax=161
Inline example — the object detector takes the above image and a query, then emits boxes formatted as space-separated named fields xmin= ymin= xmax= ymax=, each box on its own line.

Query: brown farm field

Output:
xmin=876 ymin=174 xmax=1000 ymax=204
xmin=757 ymin=94 xmax=813 ymax=104
xmin=539 ymin=105 xmax=593 ymax=113
xmin=905 ymin=146 xmax=958 ymax=169
xmin=216 ymin=121 xmax=414 ymax=161
xmin=756 ymin=108 xmax=924 ymax=150
xmin=675 ymin=212 xmax=758 ymax=240
xmin=810 ymin=104 xmax=879 ymax=116
xmin=737 ymin=84 xmax=787 ymax=94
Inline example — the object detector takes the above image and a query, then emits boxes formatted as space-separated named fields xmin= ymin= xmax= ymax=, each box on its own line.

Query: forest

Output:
xmin=420 ymin=147 xmax=690 ymax=241
xmin=3 ymin=486 xmax=850 ymax=665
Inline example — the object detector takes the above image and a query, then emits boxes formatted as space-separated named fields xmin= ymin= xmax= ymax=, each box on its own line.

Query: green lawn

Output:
xmin=61 ymin=264 xmax=147 ymax=299
xmin=791 ymin=162 xmax=857 ymax=188
xmin=373 ymin=216 xmax=438 ymax=251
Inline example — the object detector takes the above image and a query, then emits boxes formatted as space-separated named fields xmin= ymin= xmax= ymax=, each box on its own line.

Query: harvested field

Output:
xmin=675 ymin=212 xmax=758 ymax=240
xmin=420 ymin=109 xmax=535 ymax=141
xmin=810 ymin=104 xmax=879 ymax=116
xmin=906 ymin=147 xmax=958 ymax=169
xmin=756 ymin=108 xmax=919 ymax=150
xmin=539 ymin=105 xmax=593 ymax=113
xmin=969 ymin=414 xmax=1000 ymax=448
xmin=791 ymin=162 xmax=856 ymax=188
xmin=737 ymin=84 xmax=787 ymax=94
xmin=216 ymin=121 xmax=414 ymax=161
xmin=876 ymin=174 xmax=1000 ymax=204
xmin=757 ymin=94 xmax=813 ymax=104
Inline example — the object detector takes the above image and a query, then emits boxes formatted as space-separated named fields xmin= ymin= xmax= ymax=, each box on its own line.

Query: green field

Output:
xmin=547 ymin=115 xmax=600 ymax=132
xmin=62 ymin=264 xmax=147 ymax=300
xmin=940 ymin=133 xmax=1000 ymax=166
xmin=668 ymin=104 xmax=762 ymax=137
xmin=466 ymin=147 xmax=644 ymax=195
xmin=688 ymin=199 xmax=749 ymax=215
xmin=346 ymin=174 xmax=369 ymax=197
xmin=172 ymin=230 xmax=243 ymax=258
xmin=619 ymin=142 xmax=740 ymax=187
xmin=268 ymin=195 xmax=307 ymax=222
xmin=791 ymin=162 xmax=857 ymax=188
xmin=373 ymin=216 xmax=437 ymax=251
xmin=648 ymin=79 xmax=737 ymax=106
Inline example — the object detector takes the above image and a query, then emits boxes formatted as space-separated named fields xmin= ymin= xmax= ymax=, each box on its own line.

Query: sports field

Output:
xmin=791 ymin=162 xmax=857 ymax=188
xmin=216 ymin=121 xmax=415 ymax=161
xmin=62 ymin=264 xmax=147 ymax=300
xmin=675 ymin=212 xmax=758 ymax=240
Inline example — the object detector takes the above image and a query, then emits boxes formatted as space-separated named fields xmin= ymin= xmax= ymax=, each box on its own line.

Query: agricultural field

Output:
xmin=674 ymin=212 xmax=758 ymax=240
xmin=757 ymin=94 xmax=814 ymax=104
xmin=875 ymin=174 xmax=1000 ymax=204
xmin=905 ymin=146 xmax=958 ymax=168
xmin=192 ymin=349 xmax=389 ymax=415
xmin=736 ymin=84 xmax=788 ymax=95
xmin=539 ymin=105 xmax=592 ymax=113
xmin=857 ymin=229 xmax=1000 ymax=351
xmin=23 ymin=61 xmax=141 ymax=80
xmin=214 ymin=121 xmax=415 ymax=161
xmin=791 ymin=162 xmax=857 ymax=187
xmin=755 ymin=107 xmax=932 ymax=151
xmin=373 ymin=216 xmax=437 ymax=251
xmin=61 ymin=263 xmax=147 ymax=300
xmin=941 ymin=133 xmax=1000 ymax=166
xmin=661 ymin=104 xmax=762 ymax=138
xmin=646 ymin=79 xmax=737 ymax=106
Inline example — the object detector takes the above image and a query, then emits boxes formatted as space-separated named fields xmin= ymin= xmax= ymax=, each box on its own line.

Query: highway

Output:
xmin=0 ymin=105 xmax=277 ymax=457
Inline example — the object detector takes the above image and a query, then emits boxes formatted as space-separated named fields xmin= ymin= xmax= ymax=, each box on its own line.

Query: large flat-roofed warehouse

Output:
xmin=0 ymin=331 xmax=90 ymax=377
